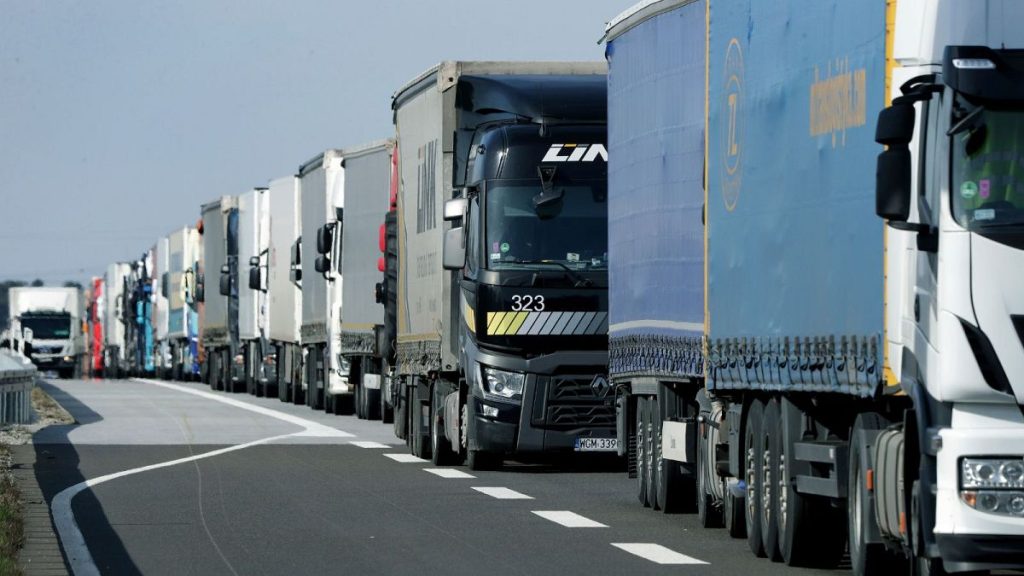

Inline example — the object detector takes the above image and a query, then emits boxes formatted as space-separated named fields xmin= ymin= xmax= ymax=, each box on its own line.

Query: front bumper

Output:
xmin=935 ymin=421 xmax=1024 ymax=570
xmin=31 ymin=354 xmax=74 ymax=370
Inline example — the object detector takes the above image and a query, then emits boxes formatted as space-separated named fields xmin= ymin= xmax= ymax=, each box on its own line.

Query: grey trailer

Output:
xmin=200 ymin=195 xmax=241 ymax=392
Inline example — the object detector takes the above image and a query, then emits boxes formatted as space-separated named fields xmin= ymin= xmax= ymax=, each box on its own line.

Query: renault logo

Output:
xmin=590 ymin=375 xmax=610 ymax=398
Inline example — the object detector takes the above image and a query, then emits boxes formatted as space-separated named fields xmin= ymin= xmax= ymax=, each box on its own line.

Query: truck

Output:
xmin=123 ymin=251 xmax=155 ymax=377
xmin=388 ymin=61 xmax=612 ymax=469
xmin=607 ymin=0 xmax=1024 ymax=573
xmin=299 ymin=149 xmax=350 ymax=414
xmin=265 ymin=176 xmax=304 ymax=403
xmin=87 ymin=277 xmax=104 ymax=377
xmin=239 ymin=187 xmax=274 ymax=396
xmin=337 ymin=140 xmax=393 ymax=420
xmin=103 ymin=263 xmax=130 ymax=378
xmin=166 ymin=226 xmax=202 ymax=381
xmin=8 ymin=286 xmax=84 ymax=378
xmin=152 ymin=236 xmax=170 ymax=378
xmin=202 ymin=195 xmax=242 ymax=392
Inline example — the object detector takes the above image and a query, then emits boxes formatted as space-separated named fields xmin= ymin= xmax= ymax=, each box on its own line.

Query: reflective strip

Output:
xmin=484 ymin=311 xmax=609 ymax=336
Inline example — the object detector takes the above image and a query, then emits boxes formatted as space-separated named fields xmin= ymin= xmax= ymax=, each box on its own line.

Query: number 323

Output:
xmin=511 ymin=295 xmax=545 ymax=312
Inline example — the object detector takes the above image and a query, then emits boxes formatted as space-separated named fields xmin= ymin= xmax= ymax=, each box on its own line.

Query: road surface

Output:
xmin=29 ymin=378 xmax=848 ymax=576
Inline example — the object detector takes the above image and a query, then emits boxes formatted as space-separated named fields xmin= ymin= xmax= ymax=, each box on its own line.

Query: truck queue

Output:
xmin=10 ymin=1 xmax=1024 ymax=574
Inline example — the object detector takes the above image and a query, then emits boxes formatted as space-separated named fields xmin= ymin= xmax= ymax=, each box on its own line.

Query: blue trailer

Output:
xmin=605 ymin=0 xmax=707 ymax=516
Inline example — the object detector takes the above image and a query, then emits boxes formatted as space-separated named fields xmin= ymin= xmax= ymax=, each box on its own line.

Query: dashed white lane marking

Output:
xmin=424 ymin=468 xmax=476 ymax=479
xmin=54 ymin=379 xmax=354 ymax=576
xmin=472 ymin=487 xmax=534 ymax=500
xmin=133 ymin=378 xmax=353 ymax=438
xmin=384 ymin=453 xmax=429 ymax=463
xmin=532 ymin=511 xmax=607 ymax=528
xmin=350 ymin=441 xmax=390 ymax=448
xmin=611 ymin=543 xmax=708 ymax=565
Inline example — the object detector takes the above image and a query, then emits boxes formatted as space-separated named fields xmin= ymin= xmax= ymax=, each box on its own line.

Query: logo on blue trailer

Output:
xmin=721 ymin=38 xmax=744 ymax=212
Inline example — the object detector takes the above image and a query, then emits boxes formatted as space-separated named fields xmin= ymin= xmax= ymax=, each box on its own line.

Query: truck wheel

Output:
xmin=761 ymin=398 xmax=782 ymax=561
xmin=354 ymin=384 xmax=364 ymax=419
xmin=644 ymin=398 xmax=659 ymax=509
xmin=365 ymin=388 xmax=381 ymax=420
xmin=653 ymin=396 xmax=690 ymax=513
xmin=744 ymin=399 xmax=766 ymax=557
xmin=697 ymin=418 xmax=724 ymax=527
xmin=778 ymin=398 xmax=844 ymax=568
xmin=849 ymin=413 xmax=905 ymax=575
xmin=411 ymin=381 xmax=431 ymax=460
xmin=380 ymin=382 xmax=393 ymax=424
xmin=335 ymin=394 xmax=355 ymax=416
xmin=636 ymin=397 xmax=650 ymax=507
xmin=462 ymin=399 xmax=498 ymax=471
xmin=724 ymin=483 xmax=746 ymax=538
xmin=430 ymin=383 xmax=458 ymax=465
xmin=394 ymin=382 xmax=407 ymax=440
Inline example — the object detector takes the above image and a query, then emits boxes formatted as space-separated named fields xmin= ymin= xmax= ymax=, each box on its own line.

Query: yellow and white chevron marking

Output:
xmin=485 ymin=311 xmax=607 ymax=336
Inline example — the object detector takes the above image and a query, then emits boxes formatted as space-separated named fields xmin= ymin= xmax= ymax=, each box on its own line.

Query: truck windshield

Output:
xmin=951 ymin=96 xmax=1024 ymax=231
xmin=485 ymin=179 xmax=607 ymax=271
xmin=20 ymin=316 xmax=72 ymax=339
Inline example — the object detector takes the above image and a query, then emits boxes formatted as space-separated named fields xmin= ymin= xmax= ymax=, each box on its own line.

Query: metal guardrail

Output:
xmin=0 ymin=351 xmax=36 ymax=425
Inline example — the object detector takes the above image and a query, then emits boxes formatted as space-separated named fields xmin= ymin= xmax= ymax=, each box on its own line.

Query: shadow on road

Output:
xmin=33 ymin=380 xmax=143 ymax=576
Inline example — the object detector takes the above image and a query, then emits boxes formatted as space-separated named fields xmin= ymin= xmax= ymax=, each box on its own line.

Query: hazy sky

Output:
xmin=0 ymin=0 xmax=626 ymax=284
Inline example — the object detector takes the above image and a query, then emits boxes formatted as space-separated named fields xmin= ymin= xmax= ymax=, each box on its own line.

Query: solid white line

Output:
xmin=611 ymin=543 xmax=708 ymax=565
xmin=350 ymin=441 xmax=390 ymax=448
xmin=472 ymin=486 xmax=533 ymax=500
xmin=53 ymin=433 xmax=299 ymax=576
xmin=133 ymin=378 xmax=353 ymax=438
xmin=424 ymin=468 xmax=475 ymax=479
xmin=384 ymin=453 xmax=428 ymax=463
xmin=532 ymin=510 xmax=607 ymax=528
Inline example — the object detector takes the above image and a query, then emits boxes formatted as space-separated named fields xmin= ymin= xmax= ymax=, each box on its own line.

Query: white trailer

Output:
xmin=103 ymin=263 xmax=131 ymax=378
xmin=153 ymin=236 xmax=170 ymax=378
xmin=299 ymin=149 xmax=347 ymax=413
xmin=266 ymin=176 xmax=303 ymax=403
xmin=166 ymin=226 xmax=202 ymax=381
xmin=238 ymin=187 xmax=272 ymax=396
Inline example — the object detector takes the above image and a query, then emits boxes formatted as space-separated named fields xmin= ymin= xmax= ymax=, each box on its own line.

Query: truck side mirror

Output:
xmin=315 ymin=255 xmax=330 ymax=274
xmin=316 ymin=225 xmax=332 ymax=255
xmin=161 ymin=272 xmax=169 ymax=299
xmin=249 ymin=256 xmax=259 ymax=267
xmin=444 ymin=198 xmax=467 ymax=222
xmin=219 ymin=271 xmax=230 ymax=296
xmin=874 ymin=102 xmax=916 ymax=223
xmin=195 ymin=274 xmax=205 ymax=302
xmin=248 ymin=266 xmax=261 ymax=291
xmin=442 ymin=226 xmax=465 ymax=270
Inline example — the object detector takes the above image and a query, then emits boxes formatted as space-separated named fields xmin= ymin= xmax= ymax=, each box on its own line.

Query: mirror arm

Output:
xmin=887 ymin=221 xmax=939 ymax=253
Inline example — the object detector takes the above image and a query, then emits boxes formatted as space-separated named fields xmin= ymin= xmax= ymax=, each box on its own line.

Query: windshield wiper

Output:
xmin=508 ymin=259 xmax=593 ymax=288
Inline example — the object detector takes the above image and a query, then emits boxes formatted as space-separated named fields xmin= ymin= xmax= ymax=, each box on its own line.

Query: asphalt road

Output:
xmin=31 ymin=378 xmax=849 ymax=576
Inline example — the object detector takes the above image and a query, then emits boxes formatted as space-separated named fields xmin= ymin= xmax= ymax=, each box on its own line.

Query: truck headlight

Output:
xmin=337 ymin=355 xmax=351 ymax=373
xmin=961 ymin=458 xmax=1024 ymax=489
xmin=481 ymin=366 xmax=524 ymax=401
xmin=961 ymin=458 xmax=1024 ymax=517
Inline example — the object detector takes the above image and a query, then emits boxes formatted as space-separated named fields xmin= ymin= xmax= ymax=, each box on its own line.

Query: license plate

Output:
xmin=574 ymin=437 xmax=619 ymax=452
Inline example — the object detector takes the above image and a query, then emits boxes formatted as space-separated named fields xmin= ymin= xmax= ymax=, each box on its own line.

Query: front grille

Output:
xmin=534 ymin=375 xmax=615 ymax=429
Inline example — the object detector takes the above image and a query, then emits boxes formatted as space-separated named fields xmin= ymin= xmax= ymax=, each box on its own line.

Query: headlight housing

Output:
xmin=961 ymin=458 xmax=1024 ymax=518
xmin=961 ymin=458 xmax=1024 ymax=489
xmin=481 ymin=366 xmax=525 ymax=402
xmin=337 ymin=354 xmax=351 ymax=374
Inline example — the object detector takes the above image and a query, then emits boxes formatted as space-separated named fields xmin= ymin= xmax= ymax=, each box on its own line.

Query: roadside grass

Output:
xmin=0 ymin=442 xmax=23 ymax=576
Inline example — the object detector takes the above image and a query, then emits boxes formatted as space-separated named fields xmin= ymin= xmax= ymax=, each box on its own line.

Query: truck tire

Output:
xmin=744 ymin=399 xmax=766 ymax=557
xmin=636 ymin=397 xmax=650 ymax=506
xmin=725 ymin=483 xmax=746 ymax=538
xmin=644 ymin=398 xmax=659 ymax=509
xmin=354 ymin=384 xmax=364 ymax=419
xmin=365 ymin=388 xmax=381 ymax=421
xmin=464 ymin=402 xmax=498 ymax=472
xmin=849 ymin=413 xmax=905 ymax=575
xmin=380 ymin=381 xmax=393 ymax=424
xmin=761 ymin=398 xmax=782 ymax=561
xmin=430 ymin=382 xmax=458 ymax=466
xmin=394 ymin=381 xmax=407 ymax=440
xmin=653 ymin=396 xmax=690 ymax=513
xmin=697 ymin=416 xmax=724 ymax=527
xmin=411 ymin=380 xmax=431 ymax=460
xmin=335 ymin=394 xmax=355 ymax=416
xmin=779 ymin=398 xmax=845 ymax=567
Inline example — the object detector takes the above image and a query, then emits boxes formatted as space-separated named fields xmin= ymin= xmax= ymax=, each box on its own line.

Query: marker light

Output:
xmin=952 ymin=58 xmax=996 ymax=70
